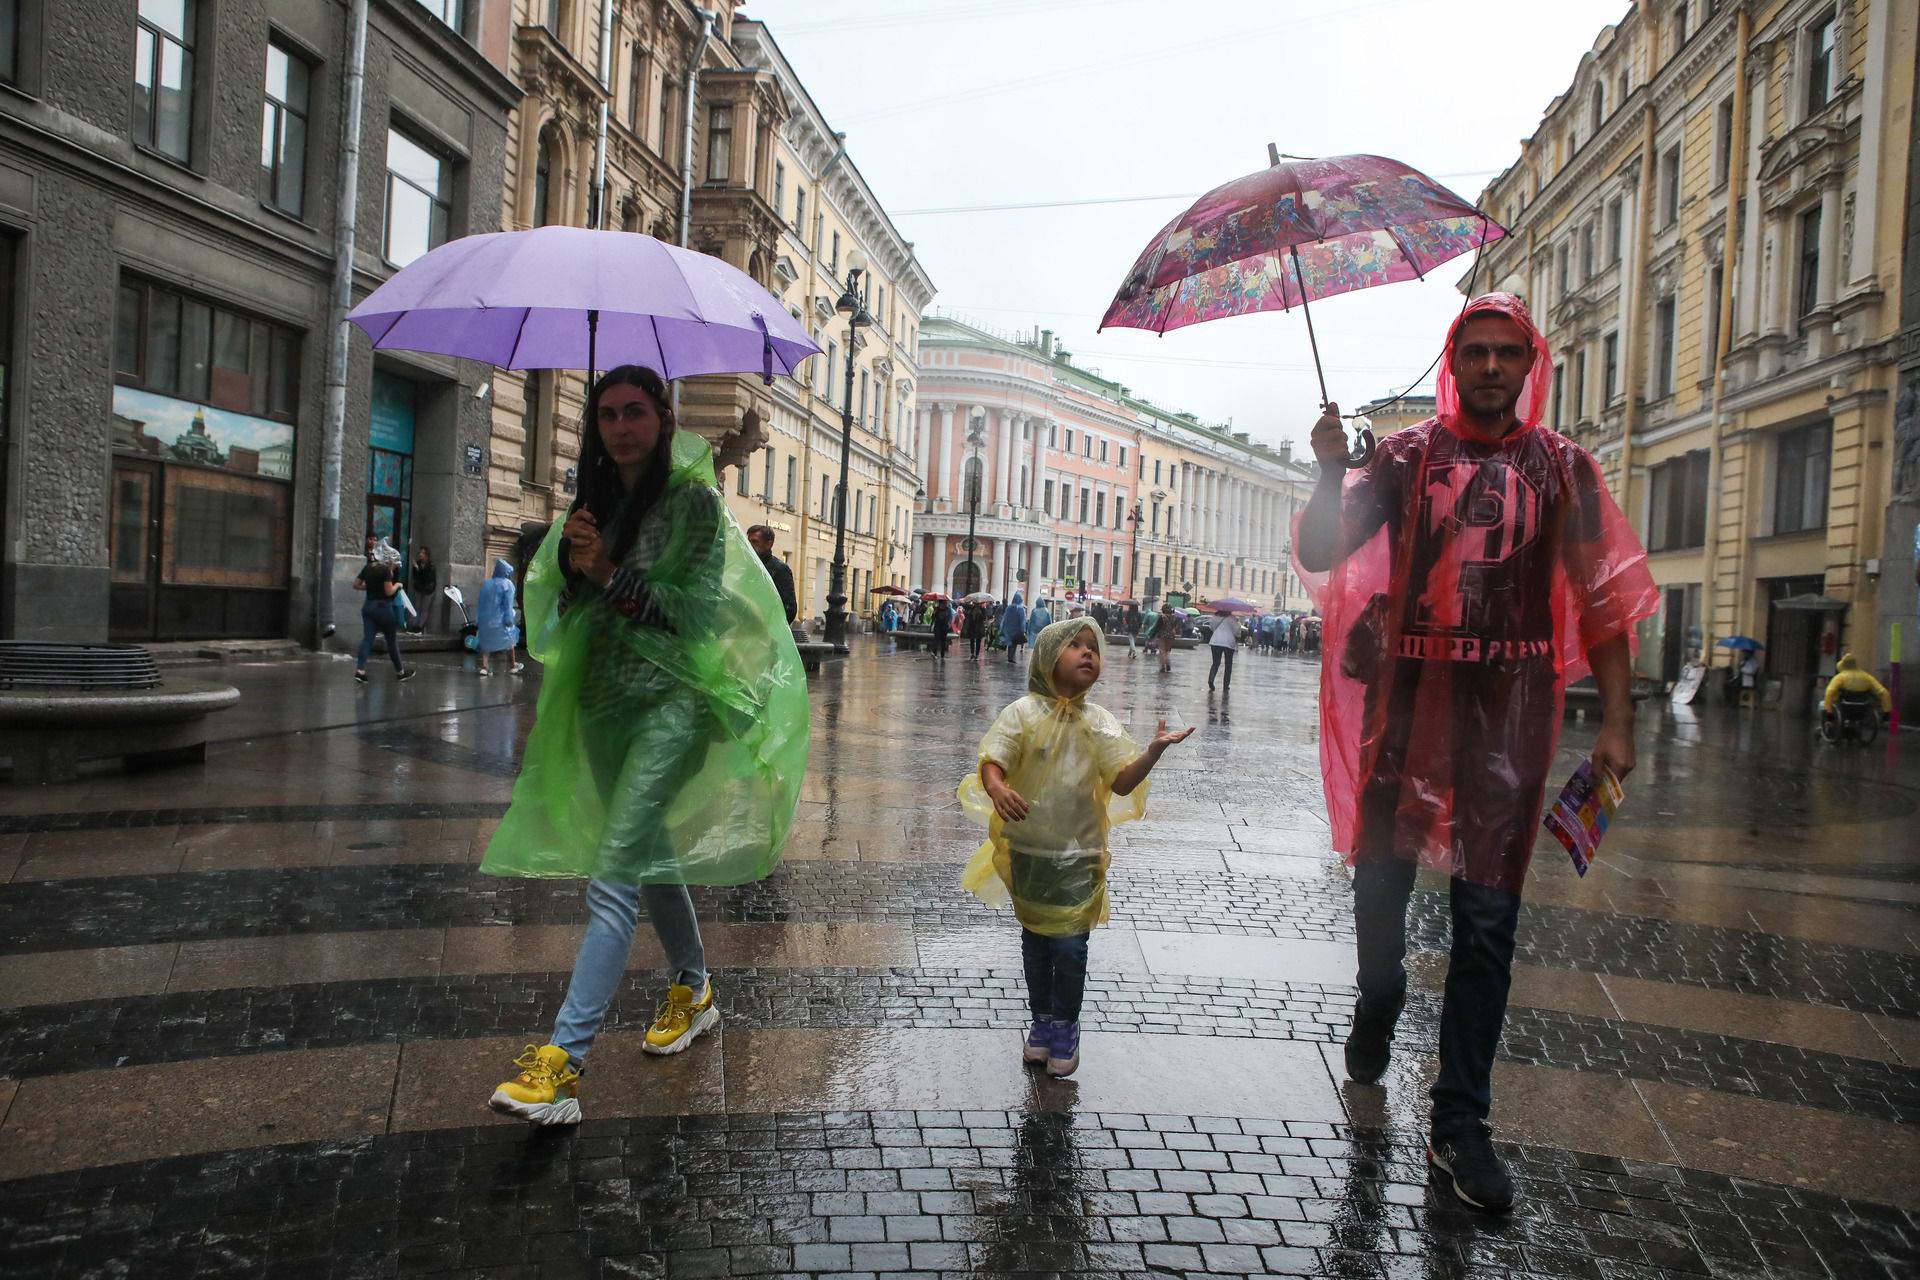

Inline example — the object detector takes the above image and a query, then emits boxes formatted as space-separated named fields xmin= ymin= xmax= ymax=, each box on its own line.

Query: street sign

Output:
xmin=461 ymin=444 xmax=485 ymax=477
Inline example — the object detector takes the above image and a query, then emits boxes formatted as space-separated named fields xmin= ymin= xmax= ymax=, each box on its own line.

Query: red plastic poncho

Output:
xmin=1293 ymin=293 xmax=1657 ymax=893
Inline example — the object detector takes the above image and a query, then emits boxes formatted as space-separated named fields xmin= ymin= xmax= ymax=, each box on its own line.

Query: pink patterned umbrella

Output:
xmin=1101 ymin=152 xmax=1503 ymax=463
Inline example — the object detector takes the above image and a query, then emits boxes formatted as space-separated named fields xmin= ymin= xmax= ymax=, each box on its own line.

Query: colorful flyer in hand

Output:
xmin=1543 ymin=758 xmax=1624 ymax=876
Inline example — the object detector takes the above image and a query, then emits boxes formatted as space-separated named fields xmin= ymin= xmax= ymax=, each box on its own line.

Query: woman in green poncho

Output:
xmin=485 ymin=365 xmax=809 ymax=1127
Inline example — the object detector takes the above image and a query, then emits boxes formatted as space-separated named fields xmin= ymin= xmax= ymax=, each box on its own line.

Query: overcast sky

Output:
xmin=740 ymin=0 xmax=1629 ymax=454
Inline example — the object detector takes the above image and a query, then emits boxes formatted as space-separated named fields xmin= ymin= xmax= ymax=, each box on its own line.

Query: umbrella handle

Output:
xmin=1347 ymin=425 xmax=1376 ymax=468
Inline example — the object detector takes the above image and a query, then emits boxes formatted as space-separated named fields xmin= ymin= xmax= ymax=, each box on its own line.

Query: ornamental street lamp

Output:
xmin=823 ymin=261 xmax=870 ymax=652
xmin=1125 ymin=500 xmax=1144 ymax=602
xmin=961 ymin=417 xmax=985 ymax=595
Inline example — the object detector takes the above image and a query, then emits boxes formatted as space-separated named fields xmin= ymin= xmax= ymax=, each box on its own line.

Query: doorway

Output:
xmin=108 ymin=458 xmax=161 ymax=636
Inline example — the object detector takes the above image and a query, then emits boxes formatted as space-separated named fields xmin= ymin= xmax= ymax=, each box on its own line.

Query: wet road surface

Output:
xmin=1 ymin=639 xmax=1916 ymax=1278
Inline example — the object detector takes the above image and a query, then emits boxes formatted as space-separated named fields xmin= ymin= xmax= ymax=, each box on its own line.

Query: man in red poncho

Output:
xmin=1296 ymin=293 xmax=1655 ymax=1213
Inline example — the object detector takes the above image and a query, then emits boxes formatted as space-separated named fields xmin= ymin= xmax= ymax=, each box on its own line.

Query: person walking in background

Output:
xmin=483 ymin=365 xmax=808 ymax=1126
xmin=1151 ymin=601 xmax=1178 ymax=674
xmin=353 ymin=541 xmax=414 ymax=684
xmin=1028 ymin=597 xmax=1053 ymax=635
xmin=746 ymin=524 xmax=798 ymax=625
xmin=475 ymin=558 xmax=524 ymax=677
xmin=961 ymin=617 xmax=1193 ymax=1077
xmin=407 ymin=545 xmax=439 ymax=633
xmin=932 ymin=596 xmax=955 ymax=662
xmin=964 ymin=599 xmax=989 ymax=662
xmin=1000 ymin=590 xmax=1029 ymax=665
xmin=1206 ymin=607 xmax=1238 ymax=694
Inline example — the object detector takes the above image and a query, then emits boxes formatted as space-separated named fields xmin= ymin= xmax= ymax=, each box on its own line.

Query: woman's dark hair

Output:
xmin=573 ymin=364 xmax=676 ymax=563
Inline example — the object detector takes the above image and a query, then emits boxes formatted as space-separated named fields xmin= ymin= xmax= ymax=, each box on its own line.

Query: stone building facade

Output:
xmin=916 ymin=318 xmax=1316 ymax=611
xmin=1471 ymin=0 xmax=1915 ymax=711
xmin=0 ymin=0 xmax=516 ymax=643
xmin=719 ymin=19 xmax=934 ymax=625
xmin=481 ymin=1 xmax=806 ymax=567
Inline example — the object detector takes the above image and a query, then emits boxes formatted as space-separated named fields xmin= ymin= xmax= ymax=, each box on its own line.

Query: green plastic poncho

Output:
xmin=958 ymin=618 xmax=1147 ymax=935
xmin=481 ymin=430 xmax=809 ymax=886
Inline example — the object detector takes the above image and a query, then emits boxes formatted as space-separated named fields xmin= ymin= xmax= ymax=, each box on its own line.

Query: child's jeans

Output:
xmin=1021 ymin=928 xmax=1090 ymax=1023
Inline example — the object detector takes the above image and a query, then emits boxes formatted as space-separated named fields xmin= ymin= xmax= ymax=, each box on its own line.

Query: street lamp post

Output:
xmin=1125 ymin=500 xmax=1143 ymax=603
xmin=961 ymin=418 xmax=985 ymax=595
xmin=823 ymin=264 xmax=870 ymax=652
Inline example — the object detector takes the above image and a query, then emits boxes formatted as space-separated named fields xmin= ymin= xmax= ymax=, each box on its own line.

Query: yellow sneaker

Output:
xmin=643 ymin=980 xmax=719 ymax=1055
xmin=488 ymin=1044 xmax=581 ymax=1125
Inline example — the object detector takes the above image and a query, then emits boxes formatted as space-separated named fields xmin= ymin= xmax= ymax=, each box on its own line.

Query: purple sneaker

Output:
xmin=1046 ymin=1021 xmax=1081 ymax=1077
xmin=1023 ymin=1017 xmax=1054 ymax=1065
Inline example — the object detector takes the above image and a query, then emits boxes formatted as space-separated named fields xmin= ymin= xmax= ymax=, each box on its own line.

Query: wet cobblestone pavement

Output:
xmin=1 ymin=643 xmax=1917 ymax=1277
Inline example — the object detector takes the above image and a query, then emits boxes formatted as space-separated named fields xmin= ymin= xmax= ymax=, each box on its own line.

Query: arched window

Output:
xmin=532 ymin=125 xmax=561 ymax=227
xmin=951 ymin=560 xmax=982 ymax=596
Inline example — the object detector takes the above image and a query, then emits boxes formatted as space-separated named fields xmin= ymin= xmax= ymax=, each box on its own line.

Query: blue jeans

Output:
xmin=1353 ymin=856 xmax=1520 ymax=1137
xmin=1021 ymin=928 xmax=1090 ymax=1023
xmin=552 ymin=878 xmax=707 ymax=1070
xmin=356 ymin=600 xmax=403 ymax=671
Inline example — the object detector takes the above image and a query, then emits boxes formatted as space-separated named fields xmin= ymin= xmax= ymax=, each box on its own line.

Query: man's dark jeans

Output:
xmin=1021 ymin=928 xmax=1090 ymax=1023
xmin=1207 ymin=645 xmax=1234 ymax=689
xmin=1352 ymin=856 xmax=1520 ymax=1136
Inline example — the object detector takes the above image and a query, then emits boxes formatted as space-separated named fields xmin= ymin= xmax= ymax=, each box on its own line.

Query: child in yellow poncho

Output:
xmin=960 ymin=617 xmax=1193 ymax=1077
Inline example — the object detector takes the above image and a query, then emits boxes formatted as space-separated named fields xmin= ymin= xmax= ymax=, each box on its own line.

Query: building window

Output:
xmin=0 ymin=0 xmax=20 ymax=84
xmin=706 ymin=105 xmax=731 ymax=183
xmin=134 ymin=0 xmax=196 ymax=163
xmin=1550 ymin=369 xmax=1564 ymax=431
xmin=418 ymin=0 xmax=464 ymax=33
xmin=656 ymin=79 xmax=677 ymax=163
xmin=1043 ymin=478 xmax=1054 ymax=511
xmin=1572 ymin=350 xmax=1587 ymax=422
xmin=735 ymin=458 xmax=749 ymax=497
xmin=793 ymin=185 xmax=806 ymax=230
xmin=830 ymin=231 xmax=840 ymax=275
xmin=115 ymin=276 xmax=300 ymax=420
xmin=1806 ymin=11 xmax=1837 ymax=114
xmin=858 ymin=371 xmax=868 ymax=424
xmin=531 ymin=126 xmax=559 ymax=227
xmin=1062 ymin=428 xmax=1072 ymax=453
xmin=1099 ymin=439 xmax=1109 ymax=462
xmin=1712 ymin=98 xmax=1734 ymax=188
xmin=385 ymin=126 xmax=451 ymax=266
xmin=1589 ymin=83 xmax=1603 ymax=133
xmin=1606 ymin=195 xmax=1624 ymax=264
xmin=1660 ymin=146 xmax=1682 ymax=226
xmin=1083 ymin=435 xmax=1092 ymax=459
xmin=819 ymin=474 xmax=830 ymax=520
xmin=1647 ymin=450 xmax=1709 ymax=551
xmin=1078 ymin=488 xmax=1089 ymax=523
xmin=1703 ymin=264 xmax=1724 ymax=377
xmin=1579 ymin=224 xmax=1595 ymax=281
xmin=260 ymin=39 xmax=310 ymax=217
xmin=1094 ymin=491 xmax=1106 ymax=526
xmin=1153 ymin=459 xmax=1161 ymax=484
xmin=1654 ymin=296 xmax=1677 ymax=398
xmin=1773 ymin=421 xmax=1830 ymax=534
xmin=1795 ymin=205 xmax=1822 ymax=326
xmin=1671 ymin=0 xmax=1690 ymax=53
xmin=1556 ymin=243 xmax=1570 ymax=297
xmin=1602 ymin=331 xmax=1619 ymax=403
xmin=772 ymin=161 xmax=785 ymax=223
xmin=625 ymin=45 xmax=646 ymax=129
xmin=786 ymin=456 xmax=796 ymax=507
xmin=1039 ymin=547 xmax=1049 ymax=577
xmin=521 ymin=371 xmax=549 ymax=485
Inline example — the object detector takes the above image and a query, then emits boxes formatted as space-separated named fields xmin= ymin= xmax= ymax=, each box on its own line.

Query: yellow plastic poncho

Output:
xmin=959 ymin=618 xmax=1147 ymax=935
xmin=480 ymin=430 xmax=809 ymax=886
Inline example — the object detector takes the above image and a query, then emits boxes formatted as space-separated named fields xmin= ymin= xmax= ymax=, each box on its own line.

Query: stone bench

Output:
xmin=0 ymin=678 xmax=241 ymax=783
xmin=795 ymin=642 xmax=840 ymax=675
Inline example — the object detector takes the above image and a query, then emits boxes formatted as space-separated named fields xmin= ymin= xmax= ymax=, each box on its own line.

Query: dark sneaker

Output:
xmin=1046 ymin=1021 xmax=1081 ymax=1077
xmin=1342 ymin=989 xmax=1405 ymax=1084
xmin=1428 ymin=1123 xmax=1516 ymax=1212
xmin=396 ymin=667 xmax=417 ymax=682
xmin=354 ymin=670 xmax=369 ymax=684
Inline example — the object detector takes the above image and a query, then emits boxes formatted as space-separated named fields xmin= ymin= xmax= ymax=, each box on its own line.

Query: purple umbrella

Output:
xmin=346 ymin=226 xmax=820 ymax=381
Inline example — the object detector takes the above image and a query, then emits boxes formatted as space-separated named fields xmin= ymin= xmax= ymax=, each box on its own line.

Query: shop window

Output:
xmin=1647 ymin=450 xmax=1709 ymax=551
xmin=261 ymin=38 xmax=311 ymax=216
xmin=167 ymin=469 xmax=290 ymax=586
xmin=1772 ymin=421 xmax=1830 ymax=535
xmin=134 ymin=0 xmax=196 ymax=163
xmin=385 ymin=125 xmax=451 ymax=266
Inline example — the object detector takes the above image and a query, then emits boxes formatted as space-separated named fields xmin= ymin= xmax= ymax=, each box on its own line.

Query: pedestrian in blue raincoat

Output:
xmin=1000 ymin=590 xmax=1029 ymax=665
xmin=476 ymin=557 xmax=523 ymax=676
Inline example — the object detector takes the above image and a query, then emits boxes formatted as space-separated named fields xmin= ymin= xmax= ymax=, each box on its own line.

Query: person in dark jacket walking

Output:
xmin=746 ymin=525 xmax=798 ymax=625
xmin=963 ymin=601 xmax=989 ymax=662
xmin=407 ymin=545 xmax=439 ymax=632
xmin=931 ymin=598 xmax=955 ymax=661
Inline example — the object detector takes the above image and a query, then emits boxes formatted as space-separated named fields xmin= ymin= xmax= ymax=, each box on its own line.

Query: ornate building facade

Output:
xmin=916 ymin=319 xmax=1316 ymax=611
xmin=1472 ymin=0 xmax=1914 ymax=711
xmin=483 ymin=0 xmax=790 ymax=561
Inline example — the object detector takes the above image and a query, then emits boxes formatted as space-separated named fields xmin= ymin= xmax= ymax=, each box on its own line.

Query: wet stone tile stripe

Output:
xmin=4 ymin=970 xmax=1915 ymax=1129
xmin=0 ymin=801 xmax=510 ymax=836
xmin=0 ymin=1111 xmax=1911 ymax=1280
xmin=2 ymin=861 xmax=1916 ymax=1020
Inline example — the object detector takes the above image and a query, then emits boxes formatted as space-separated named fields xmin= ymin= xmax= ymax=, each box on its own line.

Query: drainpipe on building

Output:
xmin=314 ymin=0 xmax=369 ymax=645
xmin=1699 ymin=9 xmax=1751 ymax=662
xmin=675 ymin=7 xmax=716 ymax=247
xmin=590 ymin=0 xmax=614 ymax=229
xmin=1615 ymin=100 xmax=1659 ymax=525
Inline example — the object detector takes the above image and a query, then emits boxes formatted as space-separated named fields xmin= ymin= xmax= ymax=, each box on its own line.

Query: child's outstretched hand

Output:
xmin=1150 ymin=719 xmax=1195 ymax=752
xmin=985 ymin=780 xmax=1030 ymax=823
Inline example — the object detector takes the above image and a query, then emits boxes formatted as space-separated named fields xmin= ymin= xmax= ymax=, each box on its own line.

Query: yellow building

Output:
xmin=1354 ymin=394 xmax=1438 ymax=439
xmin=483 ymin=2 xmax=793 ymax=562
xmin=1471 ymin=0 xmax=1914 ymax=712
xmin=723 ymin=20 xmax=936 ymax=625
